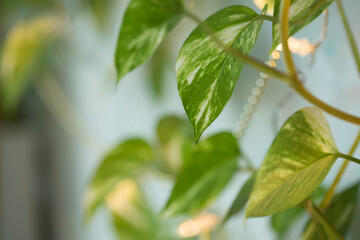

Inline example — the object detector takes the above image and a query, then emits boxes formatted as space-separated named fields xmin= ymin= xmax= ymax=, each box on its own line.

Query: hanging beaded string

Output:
xmin=233 ymin=9 xmax=328 ymax=139
xmin=233 ymin=50 xmax=280 ymax=139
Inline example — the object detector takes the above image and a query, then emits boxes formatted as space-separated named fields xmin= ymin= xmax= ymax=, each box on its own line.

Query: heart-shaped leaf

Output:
xmin=246 ymin=107 xmax=339 ymax=217
xmin=162 ymin=132 xmax=240 ymax=217
xmin=271 ymin=0 xmax=334 ymax=52
xmin=115 ymin=0 xmax=183 ymax=81
xmin=84 ymin=139 xmax=153 ymax=220
xmin=177 ymin=6 xmax=266 ymax=141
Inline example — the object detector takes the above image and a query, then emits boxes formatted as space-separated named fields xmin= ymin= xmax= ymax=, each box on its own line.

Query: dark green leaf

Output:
xmin=176 ymin=6 xmax=265 ymax=141
xmin=162 ymin=132 xmax=240 ymax=217
xmin=84 ymin=139 xmax=153 ymax=220
xmin=272 ymin=206 xmax=303 ymax=238
xmin=223 ymin=173 xmax=256 ymax=223
xmin=303 ymin=183 xmax=359 ymax=240
xmin=115 ymin=0 xmax=183 ymax=81
xmin=271 ymin=0 xmax=334 ymax=52
xmin=246 ymin=107 xmax=339 ymax=217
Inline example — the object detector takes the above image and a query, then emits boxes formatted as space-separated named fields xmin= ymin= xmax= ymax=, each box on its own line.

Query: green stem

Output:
xmin=303 ymin=199 xmax=344 ymax=240
xmin=320 ymin=130 xmax=360 ymax=209
xmin=335 ymin=0 xmax=360 ymax=76
xmin=293 ymin=83 xmax=360 ymax=125
xmin=335 ymin=152 xmax=360 ymax=165
xmin=257 ymin=14 xmax=277 ymax=22
xmin=279 ymin=0 xmax=298 ymax=78
xmin=183 ymin=9 xmax=292 ymax=84
xmin=278 ymin=0 xmax=360 ymax=125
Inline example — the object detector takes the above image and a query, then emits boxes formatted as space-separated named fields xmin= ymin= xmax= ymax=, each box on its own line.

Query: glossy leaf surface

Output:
xmin=246 ymin=107 xmax=338 ymax=217
xmin=271 ymin=0 xmax=334 ymax=51
xmin=115 ymin=0 xmax=183 ymax=81
xmin=163 ymin=132 xmax=240 ymax=216
xmin=85 ymin=139 xmax=153 ymax=220
xmin=177 ymin=6 xmax=265 ymax=141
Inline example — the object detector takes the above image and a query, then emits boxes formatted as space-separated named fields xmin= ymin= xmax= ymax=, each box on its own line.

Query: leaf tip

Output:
xmin=262 ymin=3 xmax=269 ymax=14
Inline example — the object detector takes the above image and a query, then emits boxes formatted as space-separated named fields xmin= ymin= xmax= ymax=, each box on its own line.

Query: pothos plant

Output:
xmin=1 ymin=0 xmax=359 ymax=239
xmin=82 ymin=0 xmax=360 ymax=239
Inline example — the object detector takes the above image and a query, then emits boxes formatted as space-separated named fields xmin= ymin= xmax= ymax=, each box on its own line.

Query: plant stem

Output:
xmin=293 ymin=83 xmax=360 ymax=125
xmin=278 ymin=0 xmax=360 ymax=125
xmin=335 ymin=152 xmax=360 ymax=164
xmin=279 ymin=0 xmax=298 ymax=78
xmin=257 ymin=14 xmax=277 ymax=22
xmin=183 ymin=9 xmax=292 ymax=84
xmin=303 ymin=198 xmax=344 ymax=240
xmin=335 ymin=0 xmax=360 ymax=76
xmin=320 ymin=130 xmax=360 ymax=209
xmin=184 ymin=8 xmax=360 ymax=125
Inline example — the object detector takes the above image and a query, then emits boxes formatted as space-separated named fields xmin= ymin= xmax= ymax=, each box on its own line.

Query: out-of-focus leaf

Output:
xmin=84 ymin=139 xmax=154 ymax=221
xmin=223 ymin=172 xmax=256 ymax=223
xmin=271 ymin=186 xmax=327 ymax=238
xmin=272 ymin=206 xmax=303 ymax=238
xmin=163 ymin=132 xmax=240 ymax=217
xmin=177 ymin=5 xmax=266 ymax=141
xmin=88 ymin=0 xmax=113 ymax=26
xmin=271 ymin=0 xmax=334 ymax=52
xmin=108 ymin=179 xmax=158 ymax=240
xmin=0 ymin=14 xmax=65 ymax=115
xmin=303 ymin=183 xmax=359 ymax=240
xmin=246 ymin=107 xmax=339 ymax=217
xmin=148 ymin=44 xmax=170 ymax=98
xmin=253 ymin=0 xmax=275 ymax=14
xmin=156 ymin=116 xmax=194 ymax=174
xmin=115 ymin=0 xmax=183 ymax=82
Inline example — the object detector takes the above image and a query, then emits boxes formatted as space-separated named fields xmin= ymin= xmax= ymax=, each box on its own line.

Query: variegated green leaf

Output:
xmin=303 ymin=183 xmax=359 ymax=240
xmin=162 ymin=132 xmax=240 ymax=217
xmin=271 ymin=0 xmax=334 ymax=52
xmin=115 ymin=0 xmax=183 ymax=82
xmin=176 ymin=6 xmax=266 ymax=141
xmin=84 ymin=139 xmax=153 ymax=221
xmin=246 ymin=107 xmax=339 ymax=217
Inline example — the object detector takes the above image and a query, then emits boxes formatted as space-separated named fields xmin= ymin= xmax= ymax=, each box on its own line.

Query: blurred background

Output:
xmin=1 ymin=0 xmax=360 ymax=239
